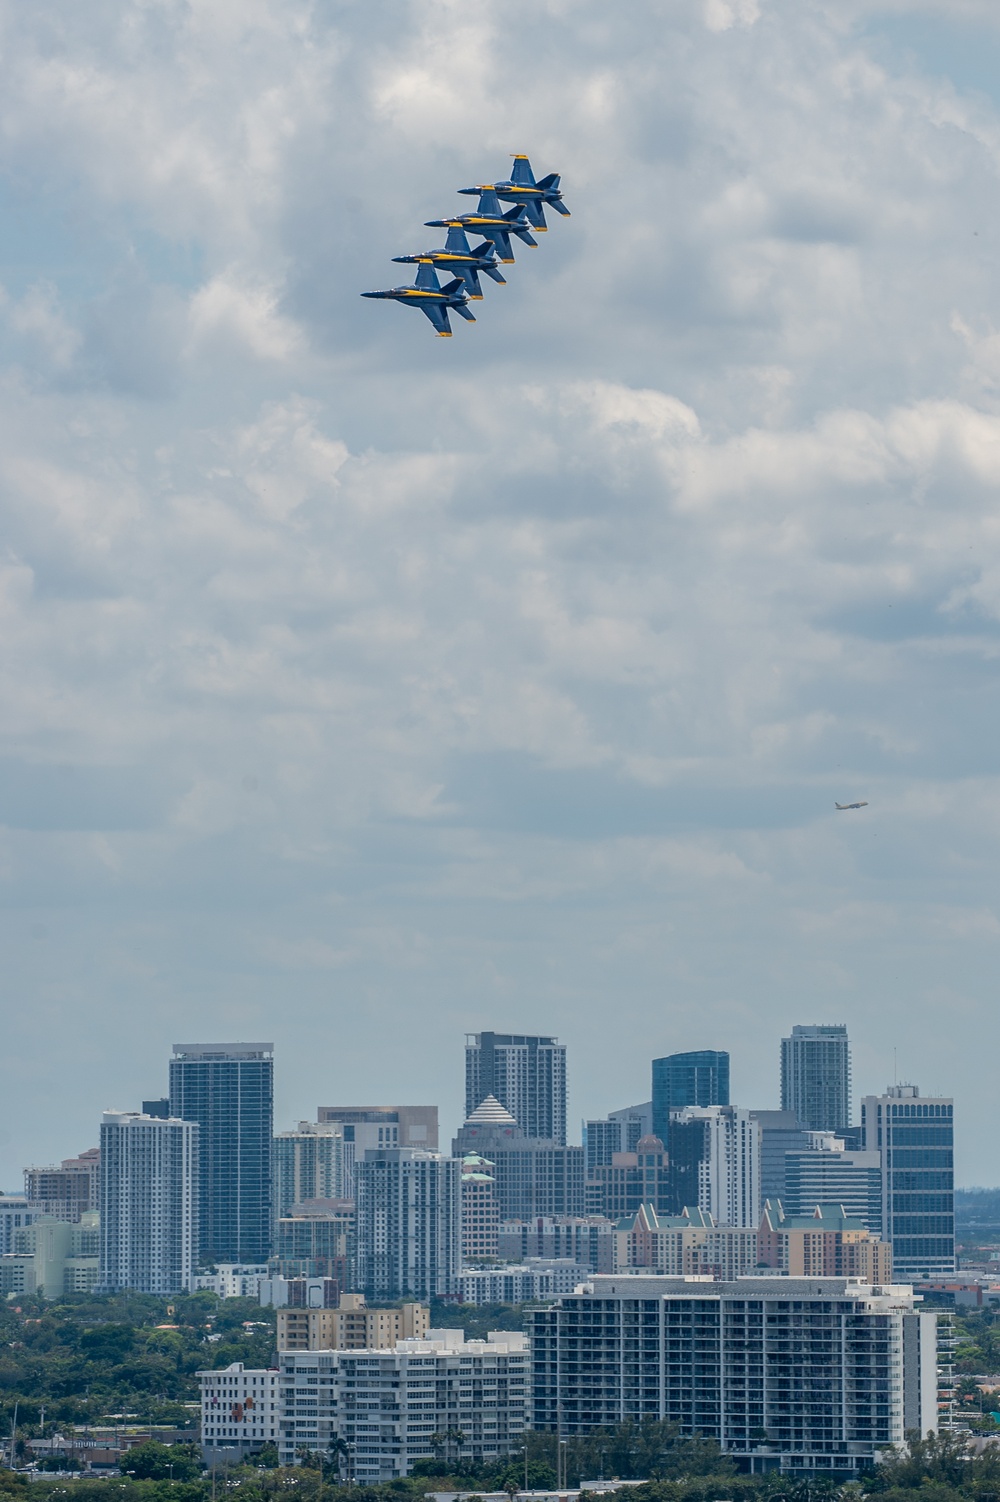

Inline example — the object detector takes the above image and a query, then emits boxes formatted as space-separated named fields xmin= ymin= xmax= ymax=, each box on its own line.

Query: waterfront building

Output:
xmin=200 ymin=1362 xmax=279 ymax=1464
xmin=277 ymin=1330 xmax=528 ymax=1478
xmin=465 ymin=1033 xmax=567 ymax=1144
xmin=861 ymin=1083 xmax=955 ymax=1277
xmin=169 ymin=1042 xmax=273 ymax=1265
xmin=98 ymin=1111 xmax=198 ymax=1294
xmin=355 ymin=1149 xmax=461 ymax=1301
xmin=530 ymin=1275 xmax=938 ymax=1475
xmin=651 ymin=1052 xmax=729 ymax=1144
xmin=780 ymin=1025 xmax=851 ymax=1133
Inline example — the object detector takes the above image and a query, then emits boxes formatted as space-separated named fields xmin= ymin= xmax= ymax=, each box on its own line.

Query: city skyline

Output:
xmin=0 ymin=1020 xmax=969 ymax=1191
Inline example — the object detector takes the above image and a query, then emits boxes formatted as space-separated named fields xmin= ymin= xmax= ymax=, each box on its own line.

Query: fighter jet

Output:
xmin=459 ymin=154 xmax=570 ymax=232
xmin=392 ymin=225 xmax=506 ymax=301
xmin=361 ymin=259 xmax=475 ymax=336
xmin=835 ymin=801 xmax=869 ymax=810
xmin=425 ymin=189 xmax=537 ymax=264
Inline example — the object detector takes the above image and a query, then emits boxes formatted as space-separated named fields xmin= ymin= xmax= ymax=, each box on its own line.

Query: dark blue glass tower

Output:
xmin=651 ymin=1049 xmax=730 ymax=1144
xmin=169 ymin=1042 xmax=273 ymax=1265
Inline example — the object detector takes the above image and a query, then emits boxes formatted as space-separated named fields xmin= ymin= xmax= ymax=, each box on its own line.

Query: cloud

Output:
xmin=1 ymin=0 xmax=1000 ymax=1181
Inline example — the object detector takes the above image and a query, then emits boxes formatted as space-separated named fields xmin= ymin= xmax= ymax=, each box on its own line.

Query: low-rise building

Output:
xmin=612 ymin=1204 xmax=758 ymax=1279
xmin=458 ymin=1260 xmax=591 ymax=1305
xmin=278 ymin=1329 xmax=528 ymax=1479
xmin=758 ymin=1202 xmax=893 ymax=1280
xmin=276 ymin=1292 xmax=429 ymax=1351
xmin=531 ymin=1274 xmax=939 ymax=1475
xmin=191 ymin=1264 xmax=270 ymax=1299
xmin=199 ymin=1361 xmax=279 ymax=1464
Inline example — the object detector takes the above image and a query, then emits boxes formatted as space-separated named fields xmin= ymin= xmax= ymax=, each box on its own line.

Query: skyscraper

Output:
xmin=861 ymin=1083 xmax=955 ymax=1277
xmin=169 ymin=1043 xmax=273 ymax=1265
xmin=651 ymin=1051 xmax=729 ymax=1144
xmin=274 ymin=1122 xmax=347 ymax=1217
xmin=355 ymin=1149 xmax=461 ymax=1301
xmin=668 ymin=1106 xmax=760 ymax=1227
xmin=780 ymin=1024 xmax=851 ymax=1133
xmin=452 ymin=1097 xmax=585 ymax=1219
xmin=98 ymin=1111 xmax=198 ymax=1294
xmin=465 ymin=1033 xmax=567 ymax=1145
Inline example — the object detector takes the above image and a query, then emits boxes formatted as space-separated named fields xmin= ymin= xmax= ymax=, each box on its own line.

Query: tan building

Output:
xmin=277 ymin=1292 xmax=429 ymax=1351
xmin=613 ymin=1203 xmax=758 ymax=1279
xmin=461 ymin=1152 xmax=499 ymax=1261
xmin=24 ymin=1149 xmax=100 ymax=1223
xmin=757 ymin=1200 xmax=893 ymax=1280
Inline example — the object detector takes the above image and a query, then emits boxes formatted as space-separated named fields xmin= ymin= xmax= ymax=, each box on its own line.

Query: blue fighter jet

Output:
xmin=425 ymin=188 xmax=537 ymax=264
xmin=361 ymin=259 xmax=475 ymax=336
xmin=392 ymin=225 xmax=506 ymax=300
xmin=459 ymin=155 xmax=569 ymax=232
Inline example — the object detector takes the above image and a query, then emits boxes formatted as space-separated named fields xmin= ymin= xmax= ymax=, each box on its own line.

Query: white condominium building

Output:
xmin=278 ymin=1330 xmax=528 ymax=1481
xmin=199 ymin=1362 xmax=279 ymax=1463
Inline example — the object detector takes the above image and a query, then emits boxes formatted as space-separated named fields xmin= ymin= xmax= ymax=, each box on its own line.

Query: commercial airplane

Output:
xmin=835 ymin=801 xmax=868 ymax=810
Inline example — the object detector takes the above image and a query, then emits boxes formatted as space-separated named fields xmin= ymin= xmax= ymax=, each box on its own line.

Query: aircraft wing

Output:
xmin=420 ymin=302 xmax=452 ymax=336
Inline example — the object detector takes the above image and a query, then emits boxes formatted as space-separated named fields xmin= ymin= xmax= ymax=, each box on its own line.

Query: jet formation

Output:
xmin=361 ymin=156 xmax=570 ymax=337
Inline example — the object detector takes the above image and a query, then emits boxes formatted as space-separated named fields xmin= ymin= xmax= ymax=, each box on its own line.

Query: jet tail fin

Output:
xmin=510 ymin=155 xmax=535 ymax=187
xmin=414 ymin=259 xmax=441 ymax=291
xmin=451 ymin=302 xmax=476 ymax=322
xmin=536 ymin=171 xmax=559 ymax=190
xmin=444 ymin=224 xmax=472 ymax=254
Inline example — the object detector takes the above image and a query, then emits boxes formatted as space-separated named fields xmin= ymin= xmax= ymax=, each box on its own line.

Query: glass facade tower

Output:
xmin=861 ymin=1083 xmax=955 ymax=1276
xmin=465 ymin=1033 xmax=567 ymax=1145
xmin=651 ymin=1050 xmax=729 ymax=1144
xmin=169 ymin=1042 xmax=273 ymax=1265
xmin=780 ymin=1024 xmax=851 ymax=1133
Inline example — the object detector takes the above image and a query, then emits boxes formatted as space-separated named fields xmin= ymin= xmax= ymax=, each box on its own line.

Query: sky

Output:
xmin=1 ymin=0 xmax=1000 ymax=1189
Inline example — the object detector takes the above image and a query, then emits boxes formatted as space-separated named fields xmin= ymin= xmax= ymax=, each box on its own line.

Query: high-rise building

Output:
xmin=498 ymin=1216 xmax=614 ymax=1271
xmin=24 ymin=1148 xmax=100 ymax=1223
xmin=0 ymin=1196 xmax=37 ymax=1255
xmin=861 ymin=1083 xmax=955 ymax=1277
xmin=98 ymin=1111 xmax=198 ymax=1294
xmin=780 ymin=1024 xmax=851 ymax=1133
xmin=749 ymin=1109 xmax=810 ymax=1207
xmin=199 ymin=1362 xmax=280 ymax=1466
xmin=315 ymin=1107 xmax=439 ymax=1197
xmin=651 ymin=1051 xmax=729 ymax=1144
xmin=782 ymin=1134 xmax=883 ymax=1229
xmin=531 ymin=1275 xmax=939 ymax=1473
xmin=465 ymin=1033 xmax=567 ymax=1145
xmin=668 ymin=1106 xmax=760 ymax=1227
xmin=584 ymin=1103 xmax=651 ymax=1173
xmin=461 ymin=1153 xmax=499 ymax=1261
xmin=585 ymin=1134 xmax=672 ymax=1219
xmin=355 ymin=1149 xmax=461 ymax=1302
xmin=169 ymin=1043 xmax=273 ymax=1265
xmin=273 ymin=1122 xmax=347 ymax=1217
xmin=272 ymin=1200 xmax=355 ymax=1283
xmin=452 ymin=1097 xmax=584 ymax=1219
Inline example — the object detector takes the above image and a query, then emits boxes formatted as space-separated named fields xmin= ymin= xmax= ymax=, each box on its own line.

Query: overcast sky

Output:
xmin=2 ymin=0 xmax=1000 ymax=1188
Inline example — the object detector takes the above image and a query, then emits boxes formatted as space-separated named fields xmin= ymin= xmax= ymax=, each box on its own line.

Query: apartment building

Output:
xmin=199 ymin=1362 xmax=279 ymax=1464
xmin=276 ymin=1294 xmax=429 ymax=1352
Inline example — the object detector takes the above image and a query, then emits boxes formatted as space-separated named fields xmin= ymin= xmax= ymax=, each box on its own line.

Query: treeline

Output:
xmin=0 ymin=1291 xmax=276 ymax=1429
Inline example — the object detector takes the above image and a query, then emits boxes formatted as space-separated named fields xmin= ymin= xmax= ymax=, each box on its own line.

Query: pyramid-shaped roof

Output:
xmin=465 ymin=1094 xmax=518 ymax=1127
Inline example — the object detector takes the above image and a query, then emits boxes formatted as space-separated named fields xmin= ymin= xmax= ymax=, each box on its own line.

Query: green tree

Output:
xmin=124 ymin=1442 xmax=202 ymax=1481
